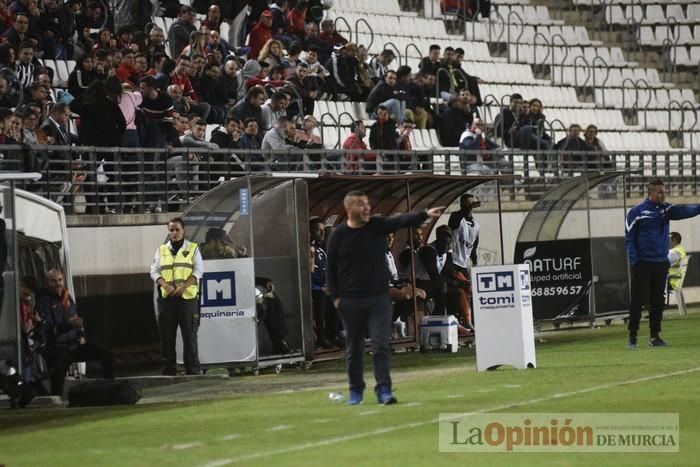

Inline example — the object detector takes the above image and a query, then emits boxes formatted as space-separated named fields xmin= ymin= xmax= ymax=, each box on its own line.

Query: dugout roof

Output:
xmin=516 ymin=172 xmax=627 ymax=243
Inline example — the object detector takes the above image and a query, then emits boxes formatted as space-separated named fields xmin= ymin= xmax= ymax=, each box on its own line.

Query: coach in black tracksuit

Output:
xmin=326 ymin=190 xmax=444 ymax=405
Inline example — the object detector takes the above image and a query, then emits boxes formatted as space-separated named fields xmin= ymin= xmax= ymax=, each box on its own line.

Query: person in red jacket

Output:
xmin=286 ymin=0 xmax=308 ymax=40
xmin=248 ymin=10 xmax=274 ymax=59
xmin=342 ymin=120 xmax=376 ymax=174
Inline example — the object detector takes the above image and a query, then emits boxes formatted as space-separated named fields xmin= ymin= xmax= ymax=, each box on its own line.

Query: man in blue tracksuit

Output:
xmin=625 ymin=180 xmax=700 ymax=348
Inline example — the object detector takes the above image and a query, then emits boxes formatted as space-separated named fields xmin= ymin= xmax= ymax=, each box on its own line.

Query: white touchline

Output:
xmin=402 ymin=402 xmax=424 ymax=408
xmin=197 ymin=366 xmax=700 ymax=466
xmin=218 ymin=434 xmax=243 ymax=441
xmin=171 ymin=442 xmax=203 ymax=450
xmin=266 ymin=425 xmax=293 ymax=432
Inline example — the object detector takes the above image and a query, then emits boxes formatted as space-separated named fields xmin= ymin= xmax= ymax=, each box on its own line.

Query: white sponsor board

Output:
xmin=471 ymin=264 xmax=536 ymax=372
xmin=177 ymin=258 xmax=257 ymax=364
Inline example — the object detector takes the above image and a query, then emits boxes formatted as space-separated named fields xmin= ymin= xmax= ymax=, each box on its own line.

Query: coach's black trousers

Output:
xmin=338 ymin=293 xmax=393 ymax=393
xmin=628 ymin=260 xmax=669 ymax=338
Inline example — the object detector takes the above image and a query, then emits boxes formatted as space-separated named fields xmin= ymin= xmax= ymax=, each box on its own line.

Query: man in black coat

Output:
xmin=209 ymin=115 xmax=245 ymax=173
xmin=227 ymin=85 xmax=265 ymax=128
xmin=36 ymin=269 xmax=114 ymax=396
xmin=366 ymin=70 xmax=406 ymax=122
xmin=493 ymin=93 xmax=523 ymax=148
xmin=437 ymin=96 xmax=473 ymax=147
xmin=555 ymin=124 xmax=594 ymax=170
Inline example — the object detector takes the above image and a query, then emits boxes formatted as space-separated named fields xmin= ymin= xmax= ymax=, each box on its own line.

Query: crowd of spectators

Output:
xmin=0 ymin=0 xmax=613 ymax=212
xmin=493 ymin=93 xmax=610 ymax=173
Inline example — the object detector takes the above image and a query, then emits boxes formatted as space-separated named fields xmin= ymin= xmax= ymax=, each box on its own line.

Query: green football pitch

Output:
xmin=2 ymin=311 xmax=699 ymax=467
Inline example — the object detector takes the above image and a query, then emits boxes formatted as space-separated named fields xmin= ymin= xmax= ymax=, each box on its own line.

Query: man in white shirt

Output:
xmin=260 ymin=91 xmax=289 ymax=132
xmin=448 ymin=193 xmax=481 ymax=275
xmin=368 ymin=49 xmax=396 ymax=82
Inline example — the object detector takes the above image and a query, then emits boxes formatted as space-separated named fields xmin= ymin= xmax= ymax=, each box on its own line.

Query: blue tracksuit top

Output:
xmin=625 ymin=199 xmax=700 ymax=266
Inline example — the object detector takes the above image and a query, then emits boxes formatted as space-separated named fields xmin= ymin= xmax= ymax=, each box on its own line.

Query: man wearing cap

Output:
xmin=248 ymin=10 xmax=274 ymax=59
xmin=369 ymin=49 xmax=396 ymax=82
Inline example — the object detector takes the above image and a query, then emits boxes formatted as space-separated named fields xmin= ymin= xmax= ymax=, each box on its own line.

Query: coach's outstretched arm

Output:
xmin=380 ymin=207 xmax=445 ymax=233
xmin=669 ymin=203 xmax=700 ymax=220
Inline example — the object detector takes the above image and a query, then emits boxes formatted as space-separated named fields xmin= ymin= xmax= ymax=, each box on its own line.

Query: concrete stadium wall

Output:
xmin=68 ymin=206 xmax=700 ymax=288
xmin=65 ymin=205 xmax=700 ymax=351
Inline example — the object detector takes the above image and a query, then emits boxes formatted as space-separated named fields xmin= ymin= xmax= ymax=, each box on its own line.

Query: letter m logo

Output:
xmin=495 ymin=272 xmax=514 ymax=291
xmin=476 ymin=271 xmax=515 ymax=292
xmin=202 ymin=271 xmax=236 ymax=307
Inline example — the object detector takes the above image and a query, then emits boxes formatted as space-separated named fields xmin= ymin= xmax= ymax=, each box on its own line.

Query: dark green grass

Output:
xmin=2 ymin=312 xmax=699 ymax=467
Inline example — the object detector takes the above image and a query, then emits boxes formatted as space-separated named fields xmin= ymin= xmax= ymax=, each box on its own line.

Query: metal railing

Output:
xmin=591 ymin=56 xmax=609 ymax=106
xmin=550 ymin=34 xmax=568 ymax=85
xmin=3 ymin=145 xmax=700 ymax=214
xmin=573 ymin=55 xmax=592 ymax=88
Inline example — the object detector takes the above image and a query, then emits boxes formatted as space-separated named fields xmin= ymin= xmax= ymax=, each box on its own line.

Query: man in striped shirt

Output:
xmin=15 ymin=41 xmax=37 ymax=90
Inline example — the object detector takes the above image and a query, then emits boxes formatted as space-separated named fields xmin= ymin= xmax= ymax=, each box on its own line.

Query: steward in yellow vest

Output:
xmin=668 ymin=232 xmax=687 ymax=291
xmin=158 ymin=241 xmax=200 ymax=299
xmin=150 ymin=217 xmax=203 ymax=375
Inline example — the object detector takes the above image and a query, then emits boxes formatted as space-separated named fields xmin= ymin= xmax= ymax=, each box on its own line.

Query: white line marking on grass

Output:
xmin=266 ymin=424 xmax=292 ymax=432
xmin=196 ymin=366 xmax=700 ymax=466
xmin=170 ymin=442 xmax=203 ymax=450
xmin=311 ymin=419 xmax=332 ymax=423
xmin=445 ymin=394 xmax=464 ymax=399
xmin=218 ymin=434 xmax=243 ymax=441
xmin=402 ymin=402 xmax=423 ymax=408
xmin=504 ymin=384 xmax=521 ymax=388
xmin=358 ymin=410 xmax=378 ymax=416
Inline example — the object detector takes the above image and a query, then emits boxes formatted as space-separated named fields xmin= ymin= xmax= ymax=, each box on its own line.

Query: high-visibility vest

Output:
xmin=159 ymin=242 xmax=199 ymax=300
xmin=668 ymin=244 xmax=687 ymax=291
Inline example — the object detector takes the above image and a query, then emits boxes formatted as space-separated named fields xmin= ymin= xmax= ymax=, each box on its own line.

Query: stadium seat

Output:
xmin=427 ymin=129 xmax=443 ymax=148
xmin=645 ymin=4 xmax=665 ymax=24
xmin=322 ymin=126 xmax=339 ymax=149
xmin=205 ymin=124 xmax=217 ymax=142
xmin=666 ymin=4 xmax=687 ymax=23
xmin=689 ymin=4 xmax=700 ymax=21
xmin=605 ymin=6 xmax=625 ymax=24
xmin=673 ymin=46 xmax=692 ymax=66
xmin=409 ymin=130 xmax=425 ymax=149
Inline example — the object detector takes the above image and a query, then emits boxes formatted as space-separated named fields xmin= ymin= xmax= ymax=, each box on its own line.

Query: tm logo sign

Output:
xmin=476 ymin=272 xmax=515 ymax=293
xmin=201 ymin=271 xmax=236 ymax=307
xmin=520 ymin=269 xmax=530 ymax=290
